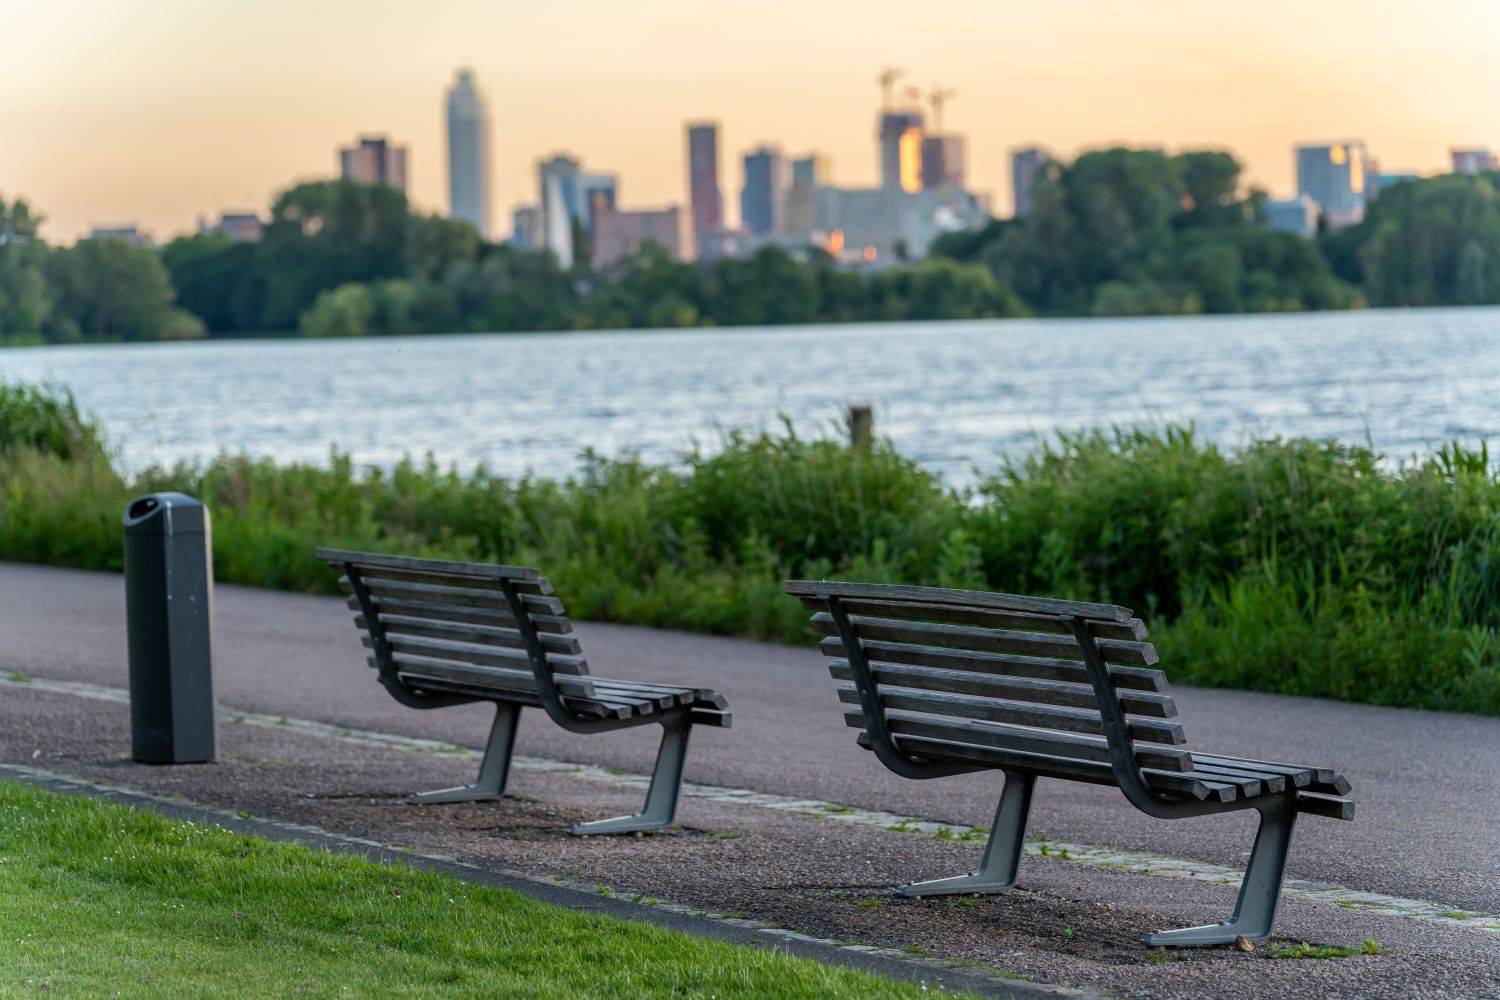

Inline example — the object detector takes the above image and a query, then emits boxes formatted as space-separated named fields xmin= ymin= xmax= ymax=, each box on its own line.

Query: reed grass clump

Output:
xmin=1 ymin=381 xmax=1494 ymax=714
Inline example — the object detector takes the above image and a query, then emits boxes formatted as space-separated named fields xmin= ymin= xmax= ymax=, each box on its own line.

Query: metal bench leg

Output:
xmin=1144 ymin=797 xmax=1298 ymax=947
xmin=571 ymin=715 xmax=691 ymax=836
xmin=408 ymin=703 xmax=520 ymax=805
xmin=899 ymin=771 xmax=1035 ymax=897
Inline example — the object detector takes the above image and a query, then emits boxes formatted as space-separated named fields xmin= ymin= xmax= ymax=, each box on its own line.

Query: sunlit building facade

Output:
xmin=1295 ymin=141 xmax=1369 ymax=228
xmin=445 ymin=69 xmax=490 ymax=237
xmin=338 ymin=135 xmax=408 ymax=193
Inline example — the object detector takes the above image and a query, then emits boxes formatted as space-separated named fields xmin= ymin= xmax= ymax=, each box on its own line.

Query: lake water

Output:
xmin=2 ymin=307 xmax=1497 ymax=486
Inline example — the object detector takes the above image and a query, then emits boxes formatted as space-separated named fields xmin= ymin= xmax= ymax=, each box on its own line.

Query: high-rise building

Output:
xmin=741 ymin=146 xmax=787 ymax=237
xmin=1452 ymin=148 xmax=1498 ymax=175
xmin=920 ymin=135 xmax=965 ymax=191
xmin=338 ymin=135 xmax=408 ymax=192
xmin=511 ymin=205 xmax=542 ymax=251
xmin=878 ymin=111 xmax=925 ymax=193
xmin=1010 ymin=146 xmax=1050 ymax=218
xmin=782 ymin=154 xmax=829 ymax=239
xmin=538 ymin=154 xmax=582 ymax=265
xmin=686 ymin=122 xmax=723 ymax=255
xmin=445 ymin=69 xmax=490 ymax=237
xmin=579 ymin=173 xmax=618 ymax=233
xmin=1295 ymin=141 xmax=1370 ymax=228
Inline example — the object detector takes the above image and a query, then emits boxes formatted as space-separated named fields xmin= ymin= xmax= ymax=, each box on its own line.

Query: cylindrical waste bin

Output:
xmin=123 ymin=492 xmax=217 ymax=764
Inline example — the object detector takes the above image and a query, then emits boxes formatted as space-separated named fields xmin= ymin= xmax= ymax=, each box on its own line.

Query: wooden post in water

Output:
xmin=848 ymin=404 xmax=874 ymax=450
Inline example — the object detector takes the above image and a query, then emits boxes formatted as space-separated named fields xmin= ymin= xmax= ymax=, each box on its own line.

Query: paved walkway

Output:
xmin=2 ymin=559 xmax=1496 ymax=917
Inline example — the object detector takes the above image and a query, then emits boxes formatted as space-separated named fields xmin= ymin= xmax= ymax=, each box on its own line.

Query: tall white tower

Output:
xmin=445 ymin=69 xmax=491 ymax=237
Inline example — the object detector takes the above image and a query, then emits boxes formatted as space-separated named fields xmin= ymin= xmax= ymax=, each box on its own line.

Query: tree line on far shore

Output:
xmin=3 ymin=147 xmax=1499 ymax=345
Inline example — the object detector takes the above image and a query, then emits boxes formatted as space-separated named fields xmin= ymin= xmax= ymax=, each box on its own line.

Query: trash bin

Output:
xmin=123 ymin=492 xmax=217 ymax=764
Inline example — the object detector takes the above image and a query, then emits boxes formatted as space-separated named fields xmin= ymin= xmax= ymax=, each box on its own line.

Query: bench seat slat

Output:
xmin=821 ymin=636 xmax=1167 ymax=694
xmin=853 ymin=732 xmax=1234 ymax=802
xmin=1295 ymin=792 xmax=1356 ymax=821
xmin=799 ymin=595 xmax=1149 ymax=642
xmin=344 ymin=562 xmax=554 ymax=597
xmin=397 ymin=672 xmax=622 ymax=721
xmin=355 ymin=614 xmax=582 ymax=656
xmin=342 ymin=576 xmax=564 ymax=616
xmin=827 ymin=657 xmax=1177 ymax=718
xmin=787 ymin=580 xmax=1134 ymax=622
xmin=344 ymin=595 xmax=573 ymax=634
xmin=833 ymin=681 xmax=1184 ymax=745
xmin=317 ymin=547 xmax=541 ymax=582
xmin=840 ymin=707 xmax=1193 ymax=772
xmin=813 ymin=612 xmax=1159 ymax=666
xmin=385 ymin=654 xmax=596 ymax=701
xmin=1191 ymin=753 xmax=1351 ymax=796
xmin=369 ymin=633 xmax=588 ymax=675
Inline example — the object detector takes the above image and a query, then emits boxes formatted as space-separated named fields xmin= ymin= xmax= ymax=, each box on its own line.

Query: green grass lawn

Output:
xmin=0 ymin=781 xmax=962 ymax=998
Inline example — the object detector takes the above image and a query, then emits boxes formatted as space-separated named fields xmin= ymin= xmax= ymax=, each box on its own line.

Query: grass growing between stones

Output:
xmin=2 ymin=380 xmax=1497 ymax=715
xmin=0 ymin=781 xmax=967 ymax=999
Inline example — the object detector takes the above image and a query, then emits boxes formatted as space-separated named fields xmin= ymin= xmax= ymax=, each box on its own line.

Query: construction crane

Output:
xmin=929 ymin=85 xmax=958 ymax=132
xmin=876 ymin=66 xmax=905 ymax=110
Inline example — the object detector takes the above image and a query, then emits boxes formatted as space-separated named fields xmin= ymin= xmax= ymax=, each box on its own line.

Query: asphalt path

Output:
xmin=3 ymin=560 xmax=1496 ymax=913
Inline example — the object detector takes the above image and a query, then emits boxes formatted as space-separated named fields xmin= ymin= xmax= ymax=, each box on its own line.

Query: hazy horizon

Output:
xmin=7 ymin=0 xmax=1498 ymax=241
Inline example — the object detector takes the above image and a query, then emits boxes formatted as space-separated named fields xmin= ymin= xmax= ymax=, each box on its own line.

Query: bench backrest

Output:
xmin=785 ymin=580 xmax=1191 ymax=778
xmin=318 ymin=549 xmax=595 ymax=706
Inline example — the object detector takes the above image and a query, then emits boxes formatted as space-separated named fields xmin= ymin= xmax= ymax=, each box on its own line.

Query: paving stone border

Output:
xmin=0 ymin=761 xmax=1082 ymax=999
xmin=6 ymin=672 xmax=1496 ymax=938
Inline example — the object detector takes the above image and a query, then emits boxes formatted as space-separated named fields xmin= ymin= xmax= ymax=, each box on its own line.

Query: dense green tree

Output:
xmin=1328 ymin=172 xmax=1500 ymax=307
xmin=161 ymin=234 xmax=259 ymax=333
xmin=45 ymin=238 xmax=203 ymax=342
xmin=0 ymin=197 xmax=52 ymax=340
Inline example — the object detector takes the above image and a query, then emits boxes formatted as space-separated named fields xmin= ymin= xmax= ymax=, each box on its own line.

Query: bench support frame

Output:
xmin=899 ymin=770 xmax=1035 ymax=897
xmin=1143 ymin=796 xmax=1298 ymax=946
xmin=572 ymin=713 xmax=692 ymax=835
xmin=408 ymin=702 xmax=521 ymax=805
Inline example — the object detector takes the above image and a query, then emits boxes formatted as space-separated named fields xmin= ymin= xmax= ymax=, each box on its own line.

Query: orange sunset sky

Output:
xmin=5 ymin=0 xmax=1498 ymax=242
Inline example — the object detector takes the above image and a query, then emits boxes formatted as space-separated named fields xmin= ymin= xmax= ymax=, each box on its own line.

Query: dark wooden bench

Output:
xmin=320 ymin=549 xmax=730 ymax=834
xmin=786 ymin=579 xmax=1354 ymax=947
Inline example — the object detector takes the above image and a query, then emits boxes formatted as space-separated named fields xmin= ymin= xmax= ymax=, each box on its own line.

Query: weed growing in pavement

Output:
xmin=857 ymin=898 xmax=887 ymax=909
xmin=1269 ymin=940 xmax=1383 ymax=960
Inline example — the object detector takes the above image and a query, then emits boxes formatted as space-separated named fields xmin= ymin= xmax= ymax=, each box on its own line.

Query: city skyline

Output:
xmin=5 ymin=1 xmax=1498 ymax=241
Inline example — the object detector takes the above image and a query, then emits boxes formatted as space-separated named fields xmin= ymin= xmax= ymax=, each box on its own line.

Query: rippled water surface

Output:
xmin=3 ymin=308 xmax=1497 ymax=485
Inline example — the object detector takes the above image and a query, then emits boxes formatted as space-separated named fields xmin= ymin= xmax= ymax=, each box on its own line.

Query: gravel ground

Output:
xmin=3 ymin=561 xmax=1496 ymax=915
xmin=3 ymin=685 xmax=1495 ymax=999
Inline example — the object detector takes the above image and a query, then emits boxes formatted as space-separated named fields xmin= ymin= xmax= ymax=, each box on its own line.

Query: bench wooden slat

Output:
xmin=591 ymin=679 xmax=730 ymax=711
xmin=342 ymin=576 xmax=564 ymax=616
xmin=1192 ymin=753 xmax=1351 ymax=797
xmin=819 ymin=636 xmax=1166 ymax=694
xmin=839 ymin=706 xmax=1193 ymax=772
xmin=819 ymin=635 xmax=1166 ymax=693
xmin=799 ymin=595 xmax=1149 ymax=642
xmin=1191 ymin=756 xmax=1307 ymax=790
xmin=344 ymin=562 xmax=554 ymax=597
xmin=317 ymin=547 xmax=540 ymax=582
xmin=355 ymin=614 xmax=582 ymax=657
xmin=690 ymin=708 xmax=733 ymax=728
xmin=827 ymin=656 xmax=1178 ymax=719
xmin=1295 ymin=792 xmax=1356 ymax=821
xmin=370 ymin=634 xmax=588 ymax=675
xmin=787 ymin=580 xmax=1134 ymax=622
xmin=385 ymin=654 xmax=596 ymax=701
xmin=853 ymin=732 xmax=1233 ymax=802
xmin=395 ymin=671 xmax=622 ymax=721
xmin=344 ymin=595 xmax=573 ymax=634
xmin=833 ymin=682 xmax=1185 ymax=745
xmin=812 ymin=613 xmax=1158 ymax=666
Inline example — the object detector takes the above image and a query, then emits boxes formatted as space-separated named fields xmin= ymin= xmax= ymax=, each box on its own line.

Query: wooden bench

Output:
xmin=320 ymin=549 xmax=730 ymax=834
xmin=786 ymin=579 xmax=1354 ymax=947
